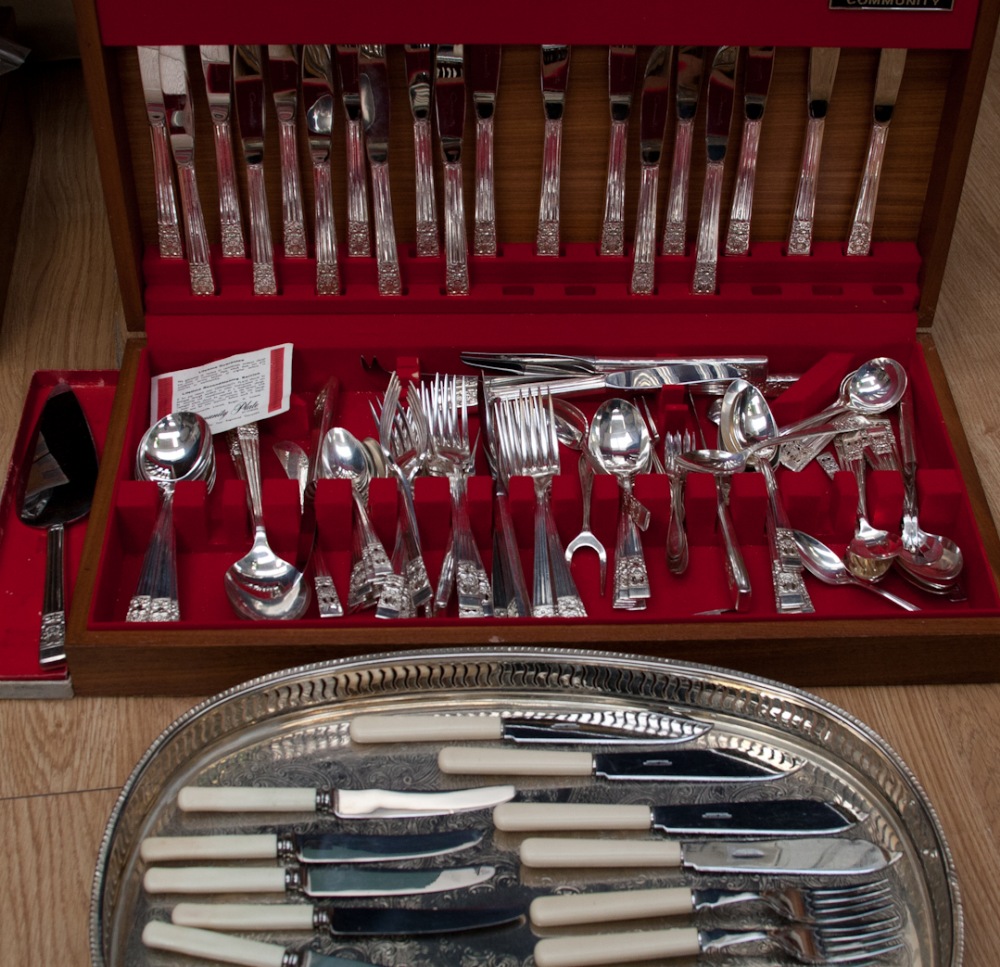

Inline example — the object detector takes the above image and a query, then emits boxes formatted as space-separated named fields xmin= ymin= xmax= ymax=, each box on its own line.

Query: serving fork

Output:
xmin=564 ymin=453 xmax=607 ymax=596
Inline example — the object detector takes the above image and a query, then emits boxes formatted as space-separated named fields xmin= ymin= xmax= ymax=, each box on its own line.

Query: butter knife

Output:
xmin=537 ymin=44 xmax=570 ymax=256
xmin=199 ymin=45 xmax=245 ymax=259
xmin=847 ymin=48 xmax=907 ymax=256
xmin=302 ymin=45 xmax=341 ymax=295
xmin=630 ymin=46 xmax=671 ymax=294
xmin=436 ymin=44 xmax=469 ymax=295
xmin=468 ymin=44 xmax=501 ymax=255
xmin=404 ymin=44 xmax=439 ymax=257
xmin=725 ymin=46 xmax=774 ymax=255
xmin=233 ymin=45 xmax=277 ymax=295
xmin=268 ymin=45 xmax=307 ymax=258
xmin=663 ymin=46 xmax=705 ymax=255
xmin=601 ymin=45 xmax=638 ymax=256
xmin=334 ymin=46 xmax=371 ymax=257
xmin=359 ymin=45 xmax=402 ymax=295
xmin=137 ymin=46 xmax=183 ymax=258
xmin=788 ymin=47 xmax=840 ymax=256
xmin=692 ymin=45 xmax=738 ymax=295
xmin=159 ymin=45 xmax=215 ymax=295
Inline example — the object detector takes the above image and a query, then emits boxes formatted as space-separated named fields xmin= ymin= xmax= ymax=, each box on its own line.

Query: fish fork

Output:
xmin=564 ymin=452 xmax=607 ymax=596
xmin=663 ymin=430 xmax=693 ymax=574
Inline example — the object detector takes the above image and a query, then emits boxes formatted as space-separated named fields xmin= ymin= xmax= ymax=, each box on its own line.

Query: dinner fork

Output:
xmin=564 ymin=453 xmax=607 ymax=595
xmin=663 ymin=430 xmax=693 ymax=574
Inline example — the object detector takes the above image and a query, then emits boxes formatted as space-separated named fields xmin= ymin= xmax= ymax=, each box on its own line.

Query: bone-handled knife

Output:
xmin=140 ymin=827 xmax=485 ymax=864
xmin=404 ymin=44 xmax=439 ymax=257
xmin=359 ymin=45 xmax=402 ymax=295
xmin=788 ymin=47 xmax=841 ymax=256
xmin=436 ymin=44 xmax=469 ymax=294
xmin=600 ymin=45 xmax=638 ymax=256
xmin=847 ymin=48 xmax=907 ymax=256
xmin=233 ymin=45 xmax=277 ymax=294
xmin=334 ymin=46 xmax=372 ymax=257
xmin=143 ymin=922 xmax=372 ymax=967
xmin=725 ymin=46 xmax=775 ymax=255
xmin=537 ymin=44 xmax=571 ymax=255
xmin=630 ymin=45 xmax=672 ymax=294
xmin=177 ymin=783 xmax=515 ymax=817
xmin=199 ymin=45 xmax=246 ymax=258
xmin=137 ymin=46 xmax=183 ymax=257
xmin=302 ymin=45 xmax=341 ymax=295
xmin=159 ymin=45 xmax=215 ymax=296
xmin=438 ymin=746 xmax=800 ymax=781
xmin=692 ymin=45 xmax=738 ymax=295
xmin=662 ymin=46 xmax=705 ymax=255
xmin=468 ymin=44 xmax=501 ymax=255
xmin=267 ymin=45 xmax=307 ymax=258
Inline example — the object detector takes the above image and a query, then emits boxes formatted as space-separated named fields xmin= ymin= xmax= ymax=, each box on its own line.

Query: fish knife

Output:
xmin=847 ymin=49 xmax=907 ymax=256
xmin=334 ymin=45 xmax=372 ymax=257
xmin=537 ymin=44 xmax=570 ymax=255
xmin=662 ymin=46 xmax=705 ymax=255
xmin=601 ymin=45 xmax=638 ymax=256
xmin=467 ymin=44 xmax=501 ymax=255
xmin=404 ymin=44 xmax=439 ymax=256
xmin=268 ymin=44 xmax=308 ymax=257
xmin=692 ymin=45 xmax=738 ymax=295
xmin=140 ymin=827 xmax=485 ymax=863
xmin=436 ymin=44 xmax=470 ymax=294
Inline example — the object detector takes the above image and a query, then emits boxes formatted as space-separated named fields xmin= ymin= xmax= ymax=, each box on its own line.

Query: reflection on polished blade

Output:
xmin=306 ymin=864 xmax=496 ymax=897
xmin=684 ymin=836 xmax=894 ymax=875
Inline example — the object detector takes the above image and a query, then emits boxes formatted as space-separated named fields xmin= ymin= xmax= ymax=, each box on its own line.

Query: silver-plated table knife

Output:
xmin=335 ymin=45 xmax=372 ymax=257
xmin=788 ymin=47 xmax=840 ymax=256
xmin=137 ymin=45 xmax=183 ymax=258
xmin=159 ymin=45 xmax=215 ymax=296
xmin=404 ymin=44 xmax=439 ymax=256
xmin=468 ymin=44 xmax=501 ymax=255
xmin=436 ymin=44 xmax=469 ymax=294
xmin=662 ymin=46 xmax=705 ymax=255
xmin=601 ymin=45 xmax=637 ymax=256
xmin=537 ymin=44 xmax=570 ymax=255
xmin=847 ymin=48 xmax=907 ymax=256
xmin=268 ymin=44 xmax=307 ymax=258
xmin=199 ymin=45 xmax=245 ymax=258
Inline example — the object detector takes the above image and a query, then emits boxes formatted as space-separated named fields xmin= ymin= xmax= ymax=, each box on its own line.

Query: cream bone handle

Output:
xmin=494 ymin=802 xmax=652 ymax=831
xmin=439 ymin=746 xmax=593 ymax=776
xmin=173 ymin=902 xmax=315 ymax=932
xmin=350 ymin=713 xmax=504 ymax=743
xmin=178 ymin=786 xmax=320 ymax=813
xmin=520 ymin=836 xmax=683 ymax=868
xmin=144 ymin=866 xmax=288 ymax=894
xmin=534 ymin=928 xmax=701 ymax=966
xmin=141 ymin=833 xmax=279 ymax=862
xmin=530 ymin=886 xmax=695 ymax=927
xmin=142 ymin=921 xmax=286 ymax=967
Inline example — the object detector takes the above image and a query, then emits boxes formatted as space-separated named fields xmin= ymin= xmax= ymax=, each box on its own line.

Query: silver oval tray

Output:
xmin=91 ymin=648 xmax=961 ymax=966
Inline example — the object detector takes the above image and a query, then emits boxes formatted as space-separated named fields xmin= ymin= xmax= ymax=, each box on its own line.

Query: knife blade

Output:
xmin=140 ymin=827 xmax=485 ymax=864
xmin=302 ymin=45 xmax=341 ymax=295
xmin=334 ymin=45 xmax=372 ymax=257
xmin=267 ymin=44 xmax=307 ymax=257
xmin=692 ymin=45 xmax=738 ymax=295
xmin=404 ymin=44 xmax=439 ymax=257
xmin=725 ymin=46 xmax=775 ymax=255
xmin=847 ymin=49 xmax=907 ymax=256
xmin=177 ymin=782 xmax=516 ymax=817
xmin=232 ymin=44 xmax=277 ymax=294
xmin=662 ymin=46 xmax=705 ymax=255
xmin=143 ymin=922 xmax=371 ymax=967
xmin=436 ymin=44 xmax=469 ymax=294
xmin=438 ymin=746 xmax=800 ymax=781
xmin=349 ymin=710 xmax=710 ymax=745
xmin=467 ymin=44 xmax=501 ymax=255
xmin=199 ymin=45 xmax=245 ymax=258
xmin=537 ymin=44 xmax=570 ymax=255
xmin=462 ymin=351 xmax=769 ymax=379
xmin=171 ymin=901 xmax=523 ymax=935
xmin=630 ymin=45 xmax=671 ymax=294
xmin=137 ymin=45 xmax=183 ymax=257
xmin=601 ymin=45 xmax=638 ymax=256
xmin=359 ymin=45 xmax=402 ymax=295
xmin=493 ymin=799 xmax=858 ymax=836
xmin=788 ymin=47 xmax=840 ymax=256
xmin=520 ymin=835 xmax=895 ymax=875
xmin=159 ymin=45 xmax=215 ymax=296
xmin=15 ymin=384 xmax=99 ymax=664
xmin=144 ymin=862 xmax=496 ymax=897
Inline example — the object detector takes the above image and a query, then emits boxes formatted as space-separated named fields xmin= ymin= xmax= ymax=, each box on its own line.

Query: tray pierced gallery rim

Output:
xmin=90 ymin=646 xmax=962 ymax=966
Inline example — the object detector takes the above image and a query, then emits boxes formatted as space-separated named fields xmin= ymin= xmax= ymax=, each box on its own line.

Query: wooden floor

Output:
xmin=3 ymin=54 xmax=1000 ymax=963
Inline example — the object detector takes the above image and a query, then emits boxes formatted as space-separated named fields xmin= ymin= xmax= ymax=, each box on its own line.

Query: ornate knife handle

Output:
xmin=246 ymin=163 xmax=277 ymax=295
xmin=444 ymin=161 xmax=470 ymax=295
xmin=725 ymin=117 xmax=762 ymax=256
xmin=847 ymin=120 xmax=890 ymax=257
xmin=630 ymin=163 xmax=660 ymax=295
xmin=176 ymin=162 xmax=215 ymax=296
xmin=474 ymin=114 xmax=497 ymax=256
xmin=787 ymin=115 xmax=826 ymax=256
xmin=662 ymin=116 xmax=695 ymax=255
xmin=211 ymin=120 xmax=246 ymax=258
xmin=692 ymin=160 xmax=725 ymax=295
xmin=149 ymin=123 xmax=184 ymax=258
xmin=536 ymin=117 xmax=564 ymax=256
xmin=601 ymin=117 xmax=629 ymax=256
xmin=413 ymin=117 xmax=439 ymax=257
xmin=277 ymin=119 xmax=307 ymax=257
xmin=369 ymin=160 xmax=402 ymax=296
xmin=345 ymin=118 xmax=372 ymax=257
xmin=312 ymin=159 xmax=340 ymax=295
